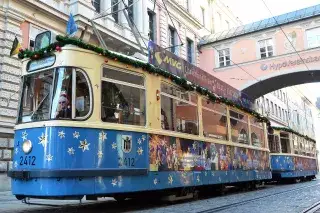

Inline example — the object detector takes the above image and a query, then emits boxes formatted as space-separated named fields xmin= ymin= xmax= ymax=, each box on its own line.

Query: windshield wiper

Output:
xmin=30 ymin=93 xmax=49 ymax=119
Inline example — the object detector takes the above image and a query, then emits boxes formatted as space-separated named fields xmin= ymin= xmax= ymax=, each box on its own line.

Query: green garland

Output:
xmin=271 ymin=126 xmax=315 ymax=143
xmin=17 ymin=35 xmax=270 ymax=125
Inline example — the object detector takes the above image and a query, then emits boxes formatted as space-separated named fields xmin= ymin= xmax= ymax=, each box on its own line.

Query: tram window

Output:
xmin=101 ymin=67 xmax=146 ymax=126
xmin=229 ymin=109 xmax=249 ymax=144
xmin=161 ymin=83 xmax=198 ymax=135
xmin=250 ymin=117 xmax=264 ymax=147
xmin=202 ymin=99 xmax=228 ymax=140
xmin=75 ymin=70 xmax=91 ymax=118
xmin=19 ymin=70 xmax=54 ymax=123
xmin=51 ymin=68 xmax=73 ymax=119
xmin=280 ymin=133 xmax=289 ymax=153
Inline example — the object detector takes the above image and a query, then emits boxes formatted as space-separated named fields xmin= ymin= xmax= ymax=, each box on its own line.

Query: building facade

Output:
xmin=0 ymin=0 xmax=241 ymax=189
xmin=198 ymin=4 xmax=320 ymax=140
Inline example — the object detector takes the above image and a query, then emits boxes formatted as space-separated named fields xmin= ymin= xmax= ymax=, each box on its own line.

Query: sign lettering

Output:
xmin=27 ymin=55 xmax=56 ymax=72
xmin=148 ymin=41 xmax=253 ymax=108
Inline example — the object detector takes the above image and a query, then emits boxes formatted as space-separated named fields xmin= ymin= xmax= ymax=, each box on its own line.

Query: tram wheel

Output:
xmin=15 ymin=195 xmax=25 ymax=200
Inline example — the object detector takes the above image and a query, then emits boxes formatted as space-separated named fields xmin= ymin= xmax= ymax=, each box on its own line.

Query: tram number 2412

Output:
xmin=19 ymin=156 xmax=36 ymax=166
xmin=118 ymin=157 xmax=135 ymax=167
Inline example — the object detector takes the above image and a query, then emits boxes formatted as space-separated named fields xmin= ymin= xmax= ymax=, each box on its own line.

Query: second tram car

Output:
xmin=7 ymin=31 xmax=316 ymax=201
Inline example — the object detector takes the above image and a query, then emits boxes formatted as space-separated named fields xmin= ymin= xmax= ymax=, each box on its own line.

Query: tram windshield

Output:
xmin=18 ymin=67 xmax=91 ymax=123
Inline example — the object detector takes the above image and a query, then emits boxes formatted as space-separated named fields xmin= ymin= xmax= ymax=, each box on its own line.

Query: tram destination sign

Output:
xmin=27 ymin=55 xmax=56 ymax=72
xmin=148 ymin=41 xmax=253 ymax=108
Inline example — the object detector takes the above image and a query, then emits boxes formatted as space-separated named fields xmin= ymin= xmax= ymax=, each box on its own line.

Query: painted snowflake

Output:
xmin=67 ymin=147 xmax=75 ymax=155
xmin=38 ymin=132 xmax=48 ymax=147
xmin=137 ymin=147 xmax=143 ymax=155
xmin=21 ymin=131 xmax=28 ymax=141
xmin=79 ymin=139 xmax=90 ymax=152
xmin=142 ymin=135 xmax=146 ymax=141
xmin=99 ymin=131 xmax=107 ymax=141
xmin=153 ymin=178 xmax=158 ymax=185
xmin=137 ymin=138 xmax=142 ymax=145
xmin=168 ymin=174 xmax=173 ymax=185
xmin=97 ymin=150 xmax=103 ymax=159
xmin=73 ymin=131 xmax=80 ymax=139
xmin=111 ymin=142 xmax=117 ymax=149
xmin=111 ymin=178 xmax=118 ymax=187
xmin=58 ymin=130 xmax=65 ymax=139
xmin=46 ymin=154 xmax=53 ymax=162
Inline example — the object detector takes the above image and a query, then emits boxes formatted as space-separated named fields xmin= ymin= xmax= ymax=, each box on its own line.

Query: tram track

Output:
xmin=5 ymin=180 xmax=320 ymax=213
xmin=196 ymin=181 xmax=320 ymax=213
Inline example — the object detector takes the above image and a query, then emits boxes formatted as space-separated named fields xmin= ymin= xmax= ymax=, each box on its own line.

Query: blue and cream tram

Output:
xmin=268 ymin=127 xmax=317 ymax=181
xmin=8 ymin=31 xmax=272 ymax=200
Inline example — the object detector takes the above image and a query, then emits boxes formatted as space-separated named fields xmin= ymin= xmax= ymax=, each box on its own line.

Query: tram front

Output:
xmin=8 ymin=31 xmax=94 ymax=199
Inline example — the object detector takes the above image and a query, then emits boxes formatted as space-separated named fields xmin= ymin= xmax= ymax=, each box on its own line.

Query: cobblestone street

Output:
xmin=2 ymin=178 xmax=320 ymax=213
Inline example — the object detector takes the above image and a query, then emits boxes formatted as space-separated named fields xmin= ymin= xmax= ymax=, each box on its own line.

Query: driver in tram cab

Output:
xmin=55 ymin=91 xmax=72 ymax=119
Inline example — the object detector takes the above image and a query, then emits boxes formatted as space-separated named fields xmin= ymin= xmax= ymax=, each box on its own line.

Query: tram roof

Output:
xmin=199 ymin=4 xmax=320 ymax=46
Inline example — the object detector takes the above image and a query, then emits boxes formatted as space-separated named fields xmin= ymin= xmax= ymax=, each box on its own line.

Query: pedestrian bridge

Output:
xmin=198 ymin=4 xmax=320 ymax=99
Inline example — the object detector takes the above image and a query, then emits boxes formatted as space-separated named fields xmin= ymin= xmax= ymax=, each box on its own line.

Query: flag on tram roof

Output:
xmin=10 ymin=36 xmax=21 ymax=57
xmin=66 ymin=13 xmax=78 ymax=37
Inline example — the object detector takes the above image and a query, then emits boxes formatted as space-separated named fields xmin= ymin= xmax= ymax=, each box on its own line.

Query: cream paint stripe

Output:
xmin=15 ymin=122 xmax=269 ymax=152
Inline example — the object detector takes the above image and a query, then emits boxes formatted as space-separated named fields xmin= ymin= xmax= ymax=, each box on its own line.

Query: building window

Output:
xmin=218 ymin=49 xmax=230 ymax=67
xmin=92 ymin=0 xmax=100 ymax=13
xmin=186 ymin=0 xmax=190 ymax=11
xmin=259 ymin=38 xmax=273 ymax=58
xmin=29 ymin=24 xmax=45 ymax=51
xmin=161 ymin=82 xmax=198 ymax=135
xmin=128 ymin=0 xmax=134 ymax=22
xmin=112 ymin=0 xmax=119 ymax=23
xmin=306 ymin=27 xmax=320 ymax=48
xmin=168 ymin=26 xmax=177 ymax=54
xmin=101 ymin=67 xmax=146 ymax=126
xmin=271 ymin=101 xmax=274 ymax=114
xmin=201 ymin=7 xmax=205 ymax=26
xmin=187 ymin=38 xmax=194 ymax=64
xmin=148 ymin=10 xmax=156 ymax=41
xmin=202 ymin=100 xmax=228 ymax=140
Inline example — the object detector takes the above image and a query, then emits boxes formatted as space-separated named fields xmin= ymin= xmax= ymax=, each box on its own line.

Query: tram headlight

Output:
xmin=22 ymin=140 xmax=32 ymax=154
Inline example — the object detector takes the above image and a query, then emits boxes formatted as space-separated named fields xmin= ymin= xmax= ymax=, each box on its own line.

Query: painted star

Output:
xmin=168 ymin=174 xmax=173 ymax=185
xmin=137 ymin=147 xmax=143 ymax=155
xmin=137 ymin=138 xmax=142 ymax=145
xmin=58 ymin=130 xmax=65 ymax=139
xmin=67 ymin=147 xmax=75 ymax=155
xmin=15 ymin=148 xmax=18 ymax=154
xmin=142 ymin=135 xmax=146 ymax=141
xmin=14 ymin=161 xmax=17 ymax=168
xmin=21 ymin=131 xmax=27 ymax=141
xmin=197 ymin=175 xmax=200 ymax=182
xmin=111 ymin=178 xmax=118 ymax=186
xmin=46 ymin=154 xmax=53 ymax=162
xmin=97 ymin=150 xmax=103 ymax=159
xmin=153 ymin=178 xmax=158 ymax=185
xmin=99 ymin=131 xmax=107 ymax=141
xmin=111 ymin=142 xmax=117 ymax=149
xmin=79 ymin=139 xmax=90 ymax=152
xmin=73 ymin=131 xmax=80 ymax=139
xmin=38 ymin=132 xmax=48 ymax=147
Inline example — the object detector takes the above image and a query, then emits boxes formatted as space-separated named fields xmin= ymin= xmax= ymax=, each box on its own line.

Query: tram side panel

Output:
xmin=270 ymin=155 xmax=317 ymax=180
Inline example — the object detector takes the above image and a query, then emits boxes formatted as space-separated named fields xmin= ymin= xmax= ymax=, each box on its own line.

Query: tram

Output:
xmin=7 ymin=30 xmax=295 ymax=201
xmin=268 ymin=127 xmax=317 ymax=182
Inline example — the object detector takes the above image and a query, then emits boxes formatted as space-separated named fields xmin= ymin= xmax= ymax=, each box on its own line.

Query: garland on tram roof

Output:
xmin=271 ymin=126 xmax=316 ymax=143
xmin=17 ymin=35 xmax=270 ymax=126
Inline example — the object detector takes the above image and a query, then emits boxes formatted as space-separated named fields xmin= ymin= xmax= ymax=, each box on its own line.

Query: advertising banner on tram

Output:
xmin=147 ymin=41 xmax=253 ymax=109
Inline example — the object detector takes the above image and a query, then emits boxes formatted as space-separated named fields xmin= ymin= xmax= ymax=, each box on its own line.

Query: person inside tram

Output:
xmin=55 ymin=92 xmax=72 ymax=119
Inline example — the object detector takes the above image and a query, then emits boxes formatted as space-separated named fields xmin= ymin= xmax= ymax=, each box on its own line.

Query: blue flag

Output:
xmin=66 ymin=13 xmax=78 ymax=37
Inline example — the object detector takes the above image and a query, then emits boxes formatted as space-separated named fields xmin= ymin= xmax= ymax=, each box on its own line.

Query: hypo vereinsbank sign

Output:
xmin=261 ymin=56 xmax=320 ymax=71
